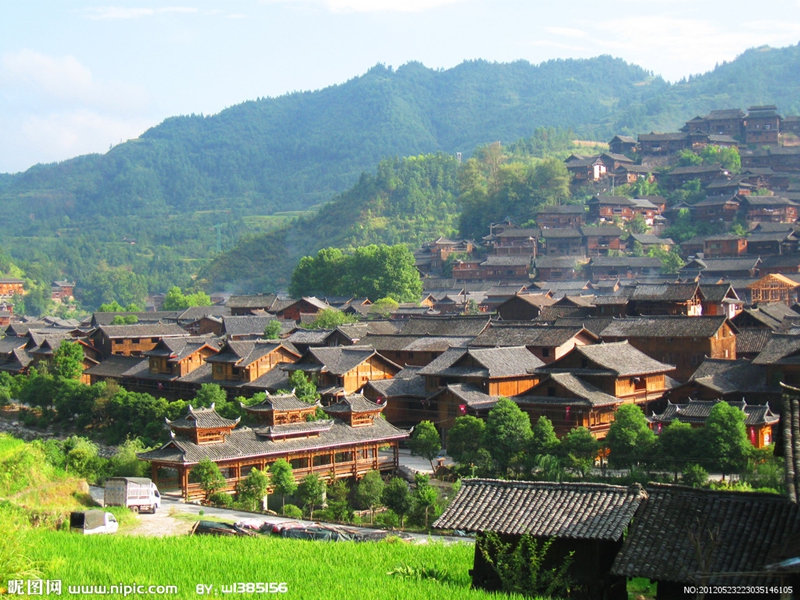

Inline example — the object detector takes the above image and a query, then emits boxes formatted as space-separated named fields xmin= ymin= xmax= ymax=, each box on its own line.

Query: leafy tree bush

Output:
xmin=483 ymin=398 xmax=532 ymax=477
xmin=326 ymin=479 xmax=351 ymax=522
xmin=52 ymin=341 xmax=85 ymax=380
xmin=411 ymin=473 xmax=440 ymax=529
xmin=297 ymin=473 xmax=325 ymax=519
xmin=702 ymin=401 xmax=752 ymax=477
xmin=355 ymin=470 xmax=385 ymax=524
xmin=281 ymin=504 xmax=303 ymax=519
xmin=558 ymin=427 xmax=598 ymax=479
xmin=269 ymin=459 xmax=297 ymax=510
xmin=682 ymin=463 xmax=709 ymax=488
xmin=446 ymin=415 xmax=486 ymax=466
xmin=264 ymin=320 xmax=282 ymax=339
xmin=606 ymin=404 xmax=656 ymax=469
xmin=208 ymin=491 xmax=233 ymax=508
xmin=657 ymin=421 xmax=696 ymax=479
xmin=408 ymin=421 xmax=441 ymax=470
xmin=236 ymin=468 xmax=270 ymax=512
xmin=382 ymin=477 xmax=413 ymax=528
xmin=192 ymin=458 xmax=226 ymax=500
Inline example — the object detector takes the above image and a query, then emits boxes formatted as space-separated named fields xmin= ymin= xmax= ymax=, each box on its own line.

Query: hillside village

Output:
xmin=5 ymin=105 xmax=800 ymax=598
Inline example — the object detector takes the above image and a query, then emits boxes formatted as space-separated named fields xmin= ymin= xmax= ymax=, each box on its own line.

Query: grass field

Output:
xmin=22 ymin=532 xmax=522 ymax=600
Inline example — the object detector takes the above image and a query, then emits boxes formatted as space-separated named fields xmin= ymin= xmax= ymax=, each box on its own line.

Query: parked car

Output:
xmin=104 ymin=477 xmax=161 ymax=514
xmin=69 ymin=510 xmax=119 ymax=535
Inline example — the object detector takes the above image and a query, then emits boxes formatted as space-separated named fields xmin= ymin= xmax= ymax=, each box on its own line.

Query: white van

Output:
xmin=104 ymin=477 xmax=161 ymax=514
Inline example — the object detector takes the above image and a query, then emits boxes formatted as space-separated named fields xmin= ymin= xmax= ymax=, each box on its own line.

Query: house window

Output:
xmin=547 ymin=387 xmax=556 ymax=397
xmin=542 ymin=348 xmax=550 ymax=357
xmin=131 ymin=338 xmax=140 ymax=344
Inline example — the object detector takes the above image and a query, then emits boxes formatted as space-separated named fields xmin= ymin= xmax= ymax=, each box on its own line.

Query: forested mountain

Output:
xmin=2 ymin=43 xmax=800 ymax=302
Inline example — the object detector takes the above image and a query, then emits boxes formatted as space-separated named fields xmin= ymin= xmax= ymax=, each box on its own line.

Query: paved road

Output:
xmin=89 ymin=486 xmax=472 ymax=545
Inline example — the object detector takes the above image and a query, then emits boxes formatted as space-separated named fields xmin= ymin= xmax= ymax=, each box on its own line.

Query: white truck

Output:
xmin=104 ymin=477 xmax=161 ymax=514
xmin=70 ymin=510 xmax=119 ymax=535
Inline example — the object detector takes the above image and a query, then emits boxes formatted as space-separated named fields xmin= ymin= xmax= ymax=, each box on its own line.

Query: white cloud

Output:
xmin=0 ymin=110 xmax=155 ymax=173
xmin=1 ymin=50 xmax=149 ymax=112
xmin=545 ymin=27 xmax=587 ymax=38
xmin=525 ymin=40 xmax=587 ymax=52
xmin=86 ymin=6 xmax=198 ymax=20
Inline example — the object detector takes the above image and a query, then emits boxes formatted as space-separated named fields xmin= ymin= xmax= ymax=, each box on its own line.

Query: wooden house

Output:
xmin=532 ymin=257 xmax=583 ymax=281
xmin=564 ymin=154 xmax=608 ymax=183
xmin=739 ymin=196 xmax=799 ymax=224
xmin=284 ymin=345 xmax=401 ymax=402
xmin=541 ymin=228 xmax=584 ymax=257
xmin=587 ymin=257 xmax=662 ymax=281
xmin=536 ymin=341 xmax=675 ymax=408
xmin=746 ymin=229 xmax=798 ymax=256
xmin=0 ymin=278 xmax=25 ymax=297
xmin=580 ymin=226 xmax=623 ymax=257
xmin=477 ymin=255 xmax=531 ymax=281
xmin=587 ymin=195 xmax=635 ymax=223
xmin=139 ymin=402 xmax=408 ymax=501
xmin=753 ymin=334 xmax=800 ymax=388
xmin=627 ymin=233 xmax=674 ymax=253
xmin=629 ymin=282 xmax=704 ymax=317
xmin=205 ymin=340 xmax=301 ymax=389
xmin=495 ymin=293 xmax=555 ymax=321
xmin=745 ymin=105 xmax=781 ymax=145
xmin=759 ymin=254 xmax=800 ymax=276
xmin=361 ymin=366 xmax=429 ymax=427
xmin=698 ymin=283 xmax=742 ymax=319
xmin=665 ymin=165 xmax=727 ymax=189
xmin=469 ymin=323 xmax=598 ymax=364
xmin=417 ymin=346 xmax=544 ymax=397
xmin=426 ymin=383 xmax=502 ymax=436
xmin=89 ymin=323 xmax=191 ymax=358
xmin=535 ymin=205 xmax=586 ymax=229
xmin=748 ymin=273 xmax=800 ymax=306
xmin=702 ymin=233 xmax=747 ymax=258
xmin=680 ymin=256 xmax=761 ymax=280
xmin=489 ymin=227 xmax=540 ymax=256
xmin=221 ymin=316 xmax=283 ymax=340
xmin=613 ymin=164 xmax=652 ymax=185
xmin=358 ymin=333 xmax=472 ymax=368
xmin=608 ymin=134 xmax=637 ymax=155
xmin=226 ymin=294 xmax=279 ymax=316
xmin=243 ymin=392 xmax=319 ymax=425
xmin=600 ymin=316 xmax=737 ymax=382
xmin=611 ymin=484 xmax=800 ymax=599
xmin=434 ymin=479 xmax=647 ymax=599
xmin=516 ymin=372 xmax=622 ymax=438
xmin=664 ymin=358 xmax=774 ymax=407
xmin=691 ymin=194 xmax=741 ymax=223
xmin=638 ymin=132 xmax=690 ymax=155
xmin=272 ymin=297 xmax=333 ymax=321
xmin=650 ymin=399 xmax=778 ymax=448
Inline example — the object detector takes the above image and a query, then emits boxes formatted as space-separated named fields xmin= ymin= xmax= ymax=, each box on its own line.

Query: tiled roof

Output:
xmin=420 ymin=347 xmax=543 ymax=378
xmin=295 ymin=346 xmax=399 ymax=376
xmin=85 ymin=356 xmax=147 ymax=378
xmin=631 ymin=282 xmax=700 ymax=302
xmin=629 ymin=233 xmax=674 ymax=245
xmin=363 ymin=367 xmax=426 ymax=398
xmin=434 ymin=479 xmax=646 ymax=540
xmin=226 ymin=294 xmax=279 ymax=309
xmin=178 ymin=305 xmax=231 ymax=322
xmin=600 ymin=316 xmax=730 ymax=339
xmin=139 ymin=416 xmax=408 ymax=465
xmin=519 ymin=372 xmax=620 ymax=407
xmin=323 ymin=393 xmax=384 ymax=414
xmin=580 ymin=226 xmax=623 ymax=237
xmin=206 ymin=341 xmax=295 ymax=367
xmin=753 ymin=333 xmax=800 ymax=365
xmin=688 ymin=358 xmax=770 ymax=394
xmin=734 ymin=328 xmax=772 ymax=355
xmin=96 ymin=323 xmax=190 ymax=338
xmin=611 ymin=484 xmax=800 ymax=586
xmin=244 ymin=392 xmax=316 ymax=412
xmin=542 ymin=228 xmax=582 ymax=239
xmin=699 ymin=283 xmax=739 ymax=303
xmin=544 ymin=341 xmax=674 ymax=376
xmin=223 ymin=316 xmax=282 ymax=337
xmin=589 ymin=195 xmax=635 ymax=206
xmin=166 ymin=405 xmax=240 ymax=429
xmin=470 ymin=324 xmax=593 ymax=348
xmin=590 ymin=256 xmax=661 ymax=268
xmin=536 ymin=205 xmax=586 ymax=215
xmin=536 ymin=306 xmax=594 ymax=321
xmin=480 ymin=255 xmax=531 ymax=267
xmin=651 ymin=399 xmax=778 ymax=426
xmin=430 ymin=383 xmax=501 ymax=410
xmin=397 ymin=316 xmax=491 ymax=337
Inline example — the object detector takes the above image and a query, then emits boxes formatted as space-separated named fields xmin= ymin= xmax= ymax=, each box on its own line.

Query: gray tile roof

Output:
xmin=434 ymin=479 xmax=646 ymax=539
xmin=97 ymin=323 xmax=190 ymax=338
xmin=430 ymin=383 xmax=501 ymax=410
xmin=589 ymin=256 xmax=662 ymax=268
xmin=470 ymin=324 xmax=593 ymax=348
xmin=651 ymin=399 xmax=778 ymax=426
xmin=323 ymin=393 xmax=384 ymax=414
xmin=139 ymin=416 xmax=408 ymax=465
xmin=85 ymin=356 xmax=147 ymax=378
xmin=226 ymin=294 xmax=279 ymax=309
xmin=167 ymin=405 xmax=240 ymax=429
xmin=244 ymin=392 xmax=316 ymax=412
xmin=687 ymin=358 xmax=770 ymax=394
xmin=519 ymin=372 xmax=620 ymax=407
xmin=363 ymin=367 xmax=426 ymax=398
xmin=734 ymin=328 xmax=771 ymax=355
xmin=547 ymin=341 xmax=674 ymax=376
xmin=611 ymin=484 xmax=800 ymax=586
xmin=631 ymin=282 xmax=700 ymax=302
xmin=398 ymin=316 xmax=492 ymax=337
xmin=580 ymin=225 xmax=623 ymax=237
xmin=600 ymin=316 xmax=730 ymax=339
xmin=753 ymin=333 xmax=800 ymax=365
xmin=206 ymin=340 xmax=295 ymax=367
xmin=223 ymin=316 xmax=282 ymax=337
xmin=421 ymin=346 xmax=544 ymax=378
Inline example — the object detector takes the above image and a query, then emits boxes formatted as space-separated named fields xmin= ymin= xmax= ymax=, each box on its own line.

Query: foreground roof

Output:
xmin=612 ymin=484 xmax=800 ymax=586
xmin=434 ymin=479 xmax=646 ymax=540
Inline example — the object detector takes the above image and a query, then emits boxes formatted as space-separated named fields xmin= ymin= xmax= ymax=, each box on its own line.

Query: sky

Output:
xmin=2 ymin=1 xmax=800 ymax=174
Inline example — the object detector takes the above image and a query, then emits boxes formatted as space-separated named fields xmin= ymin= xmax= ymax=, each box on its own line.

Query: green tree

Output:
xmin=559 ymin=427 xmax=599 ymax=478
xmin=237 ymin=467 xmax=270 ymax=512
xmin=682 ymin=463 xmax=709 ymax=487
xmin=109 ymin=438 xmax=149 ymax=477
xmin=447 ymin=415 xmax=486 ymax=466
xmin=529 ymin=416 xmax=560 ymax=457
xmin=264 ymin=320 xmax=282 ymax=340
xmin=52 ymin=341 xmax=85 ymax=380
xmin=606 ymin=404 xmax=656 ymax=469
xmin=409 ymin=420 xmax=441 ymax=470
xmin=702 ymin=401 xmax=751 ymax=477
xmin=192 ymin=458 xmax=226 ymax=500
xmin=649 ymin=247 xmax=685 ymax=274
xmin=657 ymin=421 xmax=697 ymax=480
xmin=269 ymin=459 xmax=297 ymax=510
xmin=326 ymin=479 xmax=351 ymax=521
xmin=297 ymin=473 xmax=325 ymax=519
xmin=162 ymin=286 xmax=212 ymax=310
xmin=284 ymin=370 xmax=319 ymax=404
xmin=305 ymin=309 xmax=358 ymax=330
xmin=483 ymin=398 xmax=532 ymax=477
xmin=412 ymin=473 xmax=439 ymax=529
xmin=355 ymin=469 xmax=385 ymax=523
xmin=382 ymin=477 xmax=413 ymax=528
xmin=369 ymin=297 xmax=399 ymax=318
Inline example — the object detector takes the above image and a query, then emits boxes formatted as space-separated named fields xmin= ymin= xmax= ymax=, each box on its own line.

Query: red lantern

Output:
xmin=459 ymin=404 xmax=467 ymax=415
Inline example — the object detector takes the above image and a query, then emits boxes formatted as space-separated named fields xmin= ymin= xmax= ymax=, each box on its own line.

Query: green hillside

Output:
xmin=2 ymin=44 xmax=800 ymax=301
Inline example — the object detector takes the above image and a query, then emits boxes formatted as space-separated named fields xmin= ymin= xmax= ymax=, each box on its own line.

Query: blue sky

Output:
xmin=2 ymin=0 xmax=800 ymax=174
